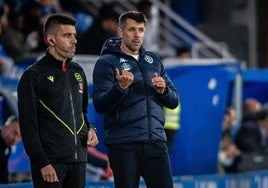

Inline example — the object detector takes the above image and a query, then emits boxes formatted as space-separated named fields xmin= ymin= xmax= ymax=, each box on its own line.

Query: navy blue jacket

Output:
xmin=93 ymin=38 xmax=179 ymax=145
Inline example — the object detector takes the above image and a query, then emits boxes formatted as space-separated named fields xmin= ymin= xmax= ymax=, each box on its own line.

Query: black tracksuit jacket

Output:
xmin=17 ymin=51 xmax=92 ymax=169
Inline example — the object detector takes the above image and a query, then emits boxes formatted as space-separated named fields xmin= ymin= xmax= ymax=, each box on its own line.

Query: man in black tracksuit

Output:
xmin=17 ymin=14 xmax=98 ymax=188
xmin=93 ymin=11 xmax=179 ymax=188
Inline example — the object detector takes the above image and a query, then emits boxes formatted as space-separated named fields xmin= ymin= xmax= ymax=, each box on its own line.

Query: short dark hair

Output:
xmin=118 ymin=11 xmax=147 ymax=29
xmin=44 ymin=14 xmax=76 ymax=35
xmin=176 ymin=46 xmax=190 ymax=56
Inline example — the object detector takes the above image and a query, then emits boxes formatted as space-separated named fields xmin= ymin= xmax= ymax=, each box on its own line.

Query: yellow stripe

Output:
xmin=39 ymin=100 xmax=85 ymax=135
xmin=76 ymin=114 xmax=85 ymax=134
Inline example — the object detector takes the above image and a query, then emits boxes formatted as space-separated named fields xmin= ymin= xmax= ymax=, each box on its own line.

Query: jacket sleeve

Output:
xmin=81 ymin=70 xmax=95 ymax=130
xmin=92 ymin=58 xmax=128 ymax=113
xmin=17 ymin=70 xmax=50 ymax=169
xmin=157 ymin=63 xmax=180 ymax=109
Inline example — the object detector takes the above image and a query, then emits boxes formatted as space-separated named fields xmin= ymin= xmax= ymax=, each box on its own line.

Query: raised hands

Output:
xmin=115 ymin=68 xmax=134 ymax=89
xmin=152 ymin=73 xmax=166 ymax=94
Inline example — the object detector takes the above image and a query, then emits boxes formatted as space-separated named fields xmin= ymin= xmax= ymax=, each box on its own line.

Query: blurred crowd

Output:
xmin=0 ymin=0 xmax=120 ymax=77
xmin=2 ymin=0 xmax=266 ymax=185
xmin=0 ymin=0 xmax=167 ymax=78
xmin=0 ymin=0 xmax=121 ymax=183
xmin=0 ymin=0 xmax=179 ymax=184
xmin=219 ymin=98 xmax=268 ymax=174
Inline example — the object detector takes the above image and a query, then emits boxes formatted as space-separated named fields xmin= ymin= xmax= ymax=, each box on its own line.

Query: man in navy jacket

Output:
xmin=93 ymin=11 xmax=179 ymax=188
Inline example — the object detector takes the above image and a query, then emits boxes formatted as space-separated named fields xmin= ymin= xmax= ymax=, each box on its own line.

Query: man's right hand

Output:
xmin=115 ymin=68 xmax=134 ymax=89
xmin=41 ymin=164 xmax=59 ymax=183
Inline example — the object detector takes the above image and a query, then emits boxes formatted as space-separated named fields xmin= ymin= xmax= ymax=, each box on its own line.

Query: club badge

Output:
xmin=74 ymin=73 xmax=83 ymax=93
xmin=121 ymin=63 xmax=132 ymax=70
xmin=145 ymin=55 xmax=153 ymax=64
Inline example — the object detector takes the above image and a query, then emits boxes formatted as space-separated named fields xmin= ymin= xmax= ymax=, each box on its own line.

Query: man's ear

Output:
xmin=45 ymin=35 xmax=54 ymax=46
xmin=117 ymin=27 xmax=123 ymax=38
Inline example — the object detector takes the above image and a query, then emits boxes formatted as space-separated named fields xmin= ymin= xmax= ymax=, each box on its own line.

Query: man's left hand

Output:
xmin=152 ymin=73 xmax=166 ymax=94
xmin=87 ymin=128 xmax=98 ymax=147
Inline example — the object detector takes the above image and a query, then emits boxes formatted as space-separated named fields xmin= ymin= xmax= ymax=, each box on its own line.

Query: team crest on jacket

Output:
xmin=74 ymin=73 xmax=83 ymax=82
xmin=145 ymin=55 xmax=153 ymax=64
xmin=121 ymin=63 xmax=132 ymax=70
xmin=74 ymin=73 xmax=83 ymax=93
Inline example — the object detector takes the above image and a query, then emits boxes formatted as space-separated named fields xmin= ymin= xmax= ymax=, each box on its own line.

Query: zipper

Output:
xmin=136 ymin=59 xmax=151 ymax=144
xmin=66 ymin=71 xmax=78 ymax=160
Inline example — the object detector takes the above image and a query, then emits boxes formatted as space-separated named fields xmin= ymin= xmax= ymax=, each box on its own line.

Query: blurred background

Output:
xmin=0 ymin=0 xmax=268 ymax=187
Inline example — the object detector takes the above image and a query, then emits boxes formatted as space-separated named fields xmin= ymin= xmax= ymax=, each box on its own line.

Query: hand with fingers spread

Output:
xmin=41 ymin=164 xmax=59 ymax=183
xmin=115 ymin=68 xmax=134 ymax=89
xmin=152 ymin=73 xmax=166 ymax=94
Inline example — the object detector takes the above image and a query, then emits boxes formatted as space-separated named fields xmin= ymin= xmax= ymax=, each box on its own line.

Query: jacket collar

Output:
xmin=44 ymin=50 xmax=72 ymax=69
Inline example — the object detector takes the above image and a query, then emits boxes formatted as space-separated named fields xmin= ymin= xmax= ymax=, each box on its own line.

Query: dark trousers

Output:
xmin=31 ymin=162 xmax=86 ymax=188
xmin=108 ymin=143 xmax=174 ymax=188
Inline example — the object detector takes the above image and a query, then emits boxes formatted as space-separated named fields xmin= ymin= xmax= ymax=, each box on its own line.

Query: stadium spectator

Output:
xmin=218 ymin=107 xmax=241 ymax=173
xmin=58 ymin=0 xmax=94 ymax=34
xmin=163 ymin=104 xmax=181 ymax=151
xmin=242 ymin=98 xmax=262 ymax=123
xmin=0 ymin=11 xmax=39 ymax=65
xmin=0 ymin=115 xmax=20 ymax=184
xmin=175 ymin=46 xmax=191 ymax=59
xmin=235 ymin=108 xmax=268 ymax=154
xmin=0 ymin=6 xmax=15 ymax=76
xmin=21 ymin=0 xmax=62 ymax=54
xmin=77 ymin=2 xmax=119 ymax=55
xmin=21 ymin=1 xmax=47 ymax=53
